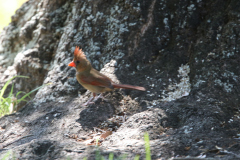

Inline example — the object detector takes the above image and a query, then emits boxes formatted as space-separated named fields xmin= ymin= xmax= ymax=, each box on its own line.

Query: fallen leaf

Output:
xmin=100 ymin=131 xmax=112 ymax=139
xmin=184 ymin=146 xmax=191 ymax=151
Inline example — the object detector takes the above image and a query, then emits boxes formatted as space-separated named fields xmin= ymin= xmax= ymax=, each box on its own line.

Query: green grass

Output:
xmin=1 ymin=150 xmax=11 ymax=160
xmin=134 ymin=154 xmax=140 ymax=160
xmin=108 ymin=153 xmax=114 ymax=160
xmin=144 ymin=132 xmax=151 ymax=160
xmin=1 ymin=150 xmax=16 ymax=160
xmin=0 ymin=75 xmax=48 ymax=117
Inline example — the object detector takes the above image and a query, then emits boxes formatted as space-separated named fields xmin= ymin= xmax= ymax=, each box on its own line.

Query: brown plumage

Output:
xmin=68 ymin=46 xmax=146 ymax=105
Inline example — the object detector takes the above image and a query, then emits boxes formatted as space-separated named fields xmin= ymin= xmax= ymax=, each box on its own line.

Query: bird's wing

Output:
xmin=80 ymin=69 xmax=114 ymax=89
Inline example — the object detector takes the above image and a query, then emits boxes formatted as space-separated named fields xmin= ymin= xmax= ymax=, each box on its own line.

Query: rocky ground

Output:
xmin=1 ymin=0 xmax=240 ymax=159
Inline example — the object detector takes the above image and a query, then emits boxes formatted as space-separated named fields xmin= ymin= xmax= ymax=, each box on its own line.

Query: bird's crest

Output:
xmin=74 ymin=46 xmax=86 ymax=59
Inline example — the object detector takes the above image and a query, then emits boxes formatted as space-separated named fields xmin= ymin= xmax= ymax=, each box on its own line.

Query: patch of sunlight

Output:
xmin=0 ymin=0 xmax=28 ymax=32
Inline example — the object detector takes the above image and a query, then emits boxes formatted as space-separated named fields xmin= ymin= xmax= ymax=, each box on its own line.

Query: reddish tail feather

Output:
xmin=112 ymin=84 xmax=146 ymax=91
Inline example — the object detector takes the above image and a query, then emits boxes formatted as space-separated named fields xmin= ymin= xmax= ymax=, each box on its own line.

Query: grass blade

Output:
xmin=108 ymin=153 xmax=114 ymax=160
xmin=134 ymin=154 xmax=140 ymax=160
xmin=144 ymin=132 xmax=151 ymax=160
xmin=17 ymin=83 xmax=49 ymax=104
xmin=0 ymin=76 xmax=28 ymax=98
xmin=8 ymin=83 xmax=14 ymax=98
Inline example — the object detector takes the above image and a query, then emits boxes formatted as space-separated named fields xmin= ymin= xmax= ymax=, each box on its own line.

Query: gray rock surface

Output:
xmin=1 ymin=0 xmax=240 ymax=159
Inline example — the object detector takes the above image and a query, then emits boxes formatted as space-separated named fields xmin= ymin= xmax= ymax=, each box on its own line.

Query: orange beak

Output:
xmin=68 ymin=61 xmax=76 ymax=67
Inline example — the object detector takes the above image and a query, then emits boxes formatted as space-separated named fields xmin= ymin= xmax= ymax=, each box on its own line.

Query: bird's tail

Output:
xmin=112 ymin=84 xmax=146 ymax=91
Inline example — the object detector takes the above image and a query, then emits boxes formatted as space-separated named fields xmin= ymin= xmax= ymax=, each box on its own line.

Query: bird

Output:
xmin=68 ymin=46 xmax=146 ymax=106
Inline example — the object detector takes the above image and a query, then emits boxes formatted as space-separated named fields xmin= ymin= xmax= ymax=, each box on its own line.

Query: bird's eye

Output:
xmin=76 ymin=60 xmax=80 ymax=64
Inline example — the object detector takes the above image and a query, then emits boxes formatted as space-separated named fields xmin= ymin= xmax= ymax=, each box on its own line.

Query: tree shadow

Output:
xmin=76 ymin=85 xmax=149 ymax=130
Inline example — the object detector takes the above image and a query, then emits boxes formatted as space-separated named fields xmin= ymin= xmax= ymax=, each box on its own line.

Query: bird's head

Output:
xmin=68 ymin=46 xmax=91 ymax=72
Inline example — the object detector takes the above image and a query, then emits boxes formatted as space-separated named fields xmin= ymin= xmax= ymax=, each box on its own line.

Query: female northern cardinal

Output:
xmin=68 ymin=46 xmax=146 ymax=105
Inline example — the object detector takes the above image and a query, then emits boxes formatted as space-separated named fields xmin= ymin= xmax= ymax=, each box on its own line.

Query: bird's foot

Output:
xmin=82 ymin=96 xmax=95 ymax=106
xmin=81 ymin=101 xmax=94 ymax=106
xmin=82 ymin=93 xmax=108 ymax=106
xmin=93 ymin=93 xmax=108 ymax=102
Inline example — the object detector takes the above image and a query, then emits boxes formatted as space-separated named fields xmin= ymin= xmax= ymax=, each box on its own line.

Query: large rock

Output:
xmin=1 ymin=0 xmax=240 ymax=159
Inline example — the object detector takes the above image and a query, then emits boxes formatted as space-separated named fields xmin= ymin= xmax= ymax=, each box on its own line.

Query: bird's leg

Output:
xmin=82 ymin=93 xmax=96 ymax=106
xmin=93 ymin=93 xmax=102 ymax=102
xmin=93 ymin=93 xmax=108 ymax=102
